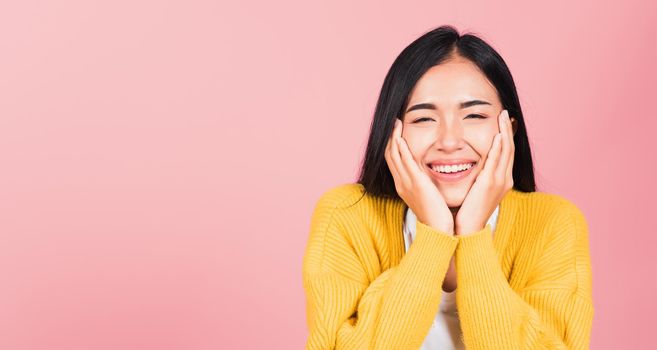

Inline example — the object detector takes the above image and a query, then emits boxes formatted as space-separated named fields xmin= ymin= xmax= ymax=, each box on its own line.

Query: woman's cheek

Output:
xmin=402 ymin=130 xmax=424 ymax=161
xmin=466 ymin=128 xmax=497 ymax=154
xmin=407 ymin=141 xmax=423 ymax=164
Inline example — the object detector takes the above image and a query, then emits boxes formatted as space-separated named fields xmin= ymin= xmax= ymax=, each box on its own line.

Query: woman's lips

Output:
xmin=427 ymin=163 xmax=476 ymax=183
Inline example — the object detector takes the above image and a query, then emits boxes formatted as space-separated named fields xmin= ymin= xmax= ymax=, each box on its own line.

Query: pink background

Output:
xmin=1 ymin=1 xmax=655 ymax=349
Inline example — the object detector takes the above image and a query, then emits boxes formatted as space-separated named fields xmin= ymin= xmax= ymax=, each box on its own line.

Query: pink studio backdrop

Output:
xmin=1 ymin=1 xmax=655 ymax=349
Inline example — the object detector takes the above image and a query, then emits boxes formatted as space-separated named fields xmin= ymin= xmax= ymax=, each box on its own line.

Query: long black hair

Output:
xmin=356 ymin=25 xmax=536 ymax=200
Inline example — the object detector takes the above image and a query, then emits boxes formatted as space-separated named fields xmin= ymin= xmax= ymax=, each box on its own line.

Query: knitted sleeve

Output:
xmin=454 ymin=201 xmax=594 ymax=349
xmin=302 ymin=191 xmax=458 ymax=350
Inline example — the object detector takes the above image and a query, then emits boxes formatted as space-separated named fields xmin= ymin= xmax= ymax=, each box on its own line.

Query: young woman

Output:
xmin=302 ymin=25 xmax=594 ymax=350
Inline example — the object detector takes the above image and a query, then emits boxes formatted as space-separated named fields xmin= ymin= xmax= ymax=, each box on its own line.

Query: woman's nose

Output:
xmin=434 ymin=122 xmax=464 ymax=152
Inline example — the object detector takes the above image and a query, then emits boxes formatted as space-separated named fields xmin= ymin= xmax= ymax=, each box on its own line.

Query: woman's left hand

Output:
xmin=455 ymin=109 xmax=516 ymax=236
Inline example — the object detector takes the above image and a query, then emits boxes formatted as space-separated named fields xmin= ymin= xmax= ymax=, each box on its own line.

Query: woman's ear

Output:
xmin=510 ymin=117 xmax=518 ymax=136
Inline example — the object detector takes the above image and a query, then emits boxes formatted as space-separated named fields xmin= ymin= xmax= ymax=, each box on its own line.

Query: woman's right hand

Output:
xmin=385 ymin=118 xmax=454 ymax=235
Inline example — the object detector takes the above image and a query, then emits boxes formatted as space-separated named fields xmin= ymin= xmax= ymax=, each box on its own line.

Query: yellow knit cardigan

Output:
xmin=302 ymin=183 xmax=594 ymax=349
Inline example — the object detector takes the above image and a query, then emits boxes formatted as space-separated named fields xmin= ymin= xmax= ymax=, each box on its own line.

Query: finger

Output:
xmin=496 ymin=110 xmax=511 ymax=181
xmin=390 ymin=119 xmax=410 ymax=186
xmin=482 ymin=133 xmax=502 ymax=178
xmin=397 ymin=130 xmax=424 ymax=182
xmin=505 ymin=115 xmax=515 ymax=182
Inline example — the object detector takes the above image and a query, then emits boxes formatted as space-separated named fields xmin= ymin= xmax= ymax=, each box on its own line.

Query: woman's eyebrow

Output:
xmin=406 ymin=99 xmax=491 ymax=113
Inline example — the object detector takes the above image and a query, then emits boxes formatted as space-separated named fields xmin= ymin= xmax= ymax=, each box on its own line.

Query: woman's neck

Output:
xmin=449 ymin=206 xmax=460 ymax=222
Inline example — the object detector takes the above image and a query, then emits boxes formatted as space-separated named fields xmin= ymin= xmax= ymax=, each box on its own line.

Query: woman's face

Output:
xmin=401 ymin=57 xmax=506 ymax=208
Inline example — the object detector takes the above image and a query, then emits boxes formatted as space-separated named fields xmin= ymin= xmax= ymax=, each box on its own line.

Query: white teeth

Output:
xmin=431 ymin=163 xmax=474 ymax=173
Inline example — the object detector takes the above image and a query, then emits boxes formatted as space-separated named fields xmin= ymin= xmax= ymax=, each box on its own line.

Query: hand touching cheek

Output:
xmin=455 ymin=109 xmax=516 ymax=236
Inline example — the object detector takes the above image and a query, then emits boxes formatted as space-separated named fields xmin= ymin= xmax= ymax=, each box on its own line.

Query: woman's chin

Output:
xmin=439 ymin=188 xmax=467 ymax=208
xmin=445 ymin=198 xmax=465 ymax=208
xmin=433 ymin=182 xmax=471 ymax=208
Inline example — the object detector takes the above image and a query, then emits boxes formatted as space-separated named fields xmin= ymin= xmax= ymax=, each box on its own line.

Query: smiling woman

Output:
xmin=302 ymin=25 xmax=594 ymax=350
xmin=400 ymin=58 xmax=517 ymax=209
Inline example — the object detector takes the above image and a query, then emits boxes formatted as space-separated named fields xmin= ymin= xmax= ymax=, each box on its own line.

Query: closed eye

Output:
xmin=412 ymin=114 xmax=487 ymax=123
xmin=413 ymin=117 xmax=433 ymax=123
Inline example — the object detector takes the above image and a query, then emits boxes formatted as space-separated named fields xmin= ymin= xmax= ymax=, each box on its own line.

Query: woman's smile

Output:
xmin=426 ymin=161 xmax=478 ymax=183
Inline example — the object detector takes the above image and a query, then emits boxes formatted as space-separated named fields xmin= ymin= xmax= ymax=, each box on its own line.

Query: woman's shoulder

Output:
xmin=511 ymin=189 xmax=589 ymax=234
xmin=311 ymin=183 xmax=398 ymax=226
xmin=316 ymin=183 xmax=385 ymax=216
xmin=313 ymin=183 xmax=366 ymax=210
